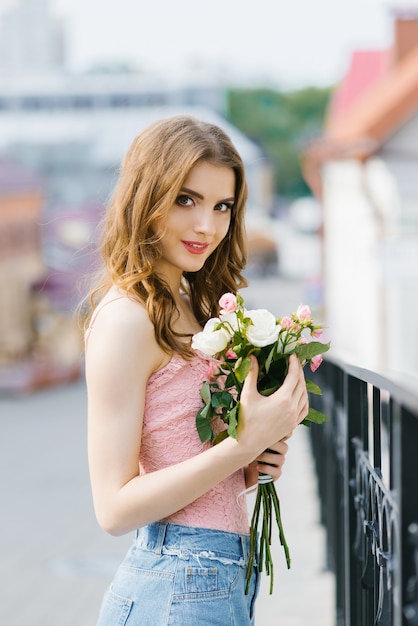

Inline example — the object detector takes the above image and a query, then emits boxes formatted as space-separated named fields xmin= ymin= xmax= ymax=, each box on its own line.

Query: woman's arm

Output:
xmin=86 ymin=300 xmax=308 ymax=536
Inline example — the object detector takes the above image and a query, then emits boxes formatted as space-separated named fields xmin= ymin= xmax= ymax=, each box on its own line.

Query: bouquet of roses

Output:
xmin=191 ymin=292 xmax=329 ymax=594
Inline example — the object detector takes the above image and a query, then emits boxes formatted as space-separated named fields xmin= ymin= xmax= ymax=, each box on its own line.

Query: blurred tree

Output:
xmin=226 ymin=86 xmax=332 ymax=198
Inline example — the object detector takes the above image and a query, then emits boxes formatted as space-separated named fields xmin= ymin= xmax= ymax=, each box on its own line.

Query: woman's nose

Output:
xmin=194 ymin=208 xmax=216 ymax=235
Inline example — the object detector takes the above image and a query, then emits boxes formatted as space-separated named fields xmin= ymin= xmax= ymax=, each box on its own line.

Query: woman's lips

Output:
xmin=181 ymin=241 xmax=210 ymax=255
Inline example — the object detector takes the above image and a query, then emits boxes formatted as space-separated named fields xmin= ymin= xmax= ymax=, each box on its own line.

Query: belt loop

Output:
xmin=241 ymin=534 xmax=248 ymax=562
xmin=154 ymin=522 xmax=168 ymax=555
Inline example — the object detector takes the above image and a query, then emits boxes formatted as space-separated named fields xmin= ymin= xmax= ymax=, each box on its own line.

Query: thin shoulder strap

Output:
xmin=84 ymin=296 xmax=127 ymax=348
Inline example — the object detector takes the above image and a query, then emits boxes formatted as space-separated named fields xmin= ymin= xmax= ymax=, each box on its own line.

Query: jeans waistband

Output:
xmin=135 ymin=522 xmax=250 ymax=564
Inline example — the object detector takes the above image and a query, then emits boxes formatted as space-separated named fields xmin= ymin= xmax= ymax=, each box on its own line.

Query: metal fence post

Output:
xmin=309 ymin=357 xmax=418 ymax=626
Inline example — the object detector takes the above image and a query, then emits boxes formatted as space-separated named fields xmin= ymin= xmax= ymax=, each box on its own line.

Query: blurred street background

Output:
xmin=1 ymin=0 xmax=418 ymax=624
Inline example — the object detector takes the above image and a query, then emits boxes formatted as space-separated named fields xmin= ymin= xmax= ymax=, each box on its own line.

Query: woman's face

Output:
xmin=154 ymin=160 xmax=235 ymax=282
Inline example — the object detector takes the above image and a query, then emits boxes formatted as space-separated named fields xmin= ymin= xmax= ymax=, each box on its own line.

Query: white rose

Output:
xmin=219 ymin=311 xmax=239 ymax=333
xmin=245 ymin=309 xmax=280 ymax=347
xmin=191 ymin=318 xmax=231 ymax=356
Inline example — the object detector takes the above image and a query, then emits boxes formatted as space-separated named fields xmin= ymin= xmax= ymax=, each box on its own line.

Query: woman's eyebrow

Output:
xmin=181 ymin=187 xmax=204 ymax=200
xmin=181 ymin=187 xmax=235 ymax=203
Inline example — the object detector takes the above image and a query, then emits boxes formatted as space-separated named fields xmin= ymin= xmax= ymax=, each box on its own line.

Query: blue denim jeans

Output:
xmin=96 ymin=522 xmax=260 ymax=625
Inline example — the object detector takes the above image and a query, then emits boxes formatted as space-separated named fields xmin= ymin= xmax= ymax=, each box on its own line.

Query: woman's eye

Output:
xmin=215 ymin=202 xmax=234 ymax=213
xmin=176 ymin=195 xmax=194 ymax=207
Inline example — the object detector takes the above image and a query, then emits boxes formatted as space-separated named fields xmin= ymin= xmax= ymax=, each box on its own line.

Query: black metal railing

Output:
xmin=309 ymin=356 xmax=418 ymax=626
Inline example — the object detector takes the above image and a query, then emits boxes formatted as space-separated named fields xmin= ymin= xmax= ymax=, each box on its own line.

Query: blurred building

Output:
xmin=0 ymin=0 xmax=274 ymax=393
xmin=0 ymin=158 xmax=92 ymax=392
xmin=0 ymin=71 xmax=224 ymax=115
xmin=0 ymin=84 xmax=273 ymax=393
xmin=0 ymin=72 xmax=270 ymax=213
xmin=0 ymin=159 xmax=43 ymax=361
xmin=0 ymin=0 xmax=66 ymax=72
xmin=303 ymin=6 xmax=418 ymax=378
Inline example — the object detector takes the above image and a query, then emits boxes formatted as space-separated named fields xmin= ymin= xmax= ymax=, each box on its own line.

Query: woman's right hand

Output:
xmin=237 ymin=353 xmax=308 ymax=458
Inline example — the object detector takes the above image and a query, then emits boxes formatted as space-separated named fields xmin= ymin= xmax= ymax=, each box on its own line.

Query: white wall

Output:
xmin=322 ymin=155 xmax=418 ymax=378
xmin=379 ymin=111 xmax=418 ymax=223
xmin=322 ymin=160 xmax=383 ymax=370
xmin=377 ymin=113 xmax=418 ymax=377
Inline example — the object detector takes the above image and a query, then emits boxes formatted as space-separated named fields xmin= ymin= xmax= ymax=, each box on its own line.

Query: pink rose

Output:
xmin=299 ymin=336 xmax=309 ymax=344
xmin=296 ymin=304 xmax=312 ymax=322
xmin=310 ymin=355 xmax=323 ymax=372
xmin=219 ymin=293 xmax=237 ymax=314
xmin=206 ymin=361 xmax=219 ymax=380
xmin=311 ymin=328 xmax=323 ymax=339
xmin=280 ymin=316 xmax=292 ymax=329
xmin=226 ymin=348 xmax=238 ymax=359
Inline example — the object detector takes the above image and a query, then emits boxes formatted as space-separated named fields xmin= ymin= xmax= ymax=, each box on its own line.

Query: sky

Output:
xmin=51 ymin=0 xmax=399 ymax=87
xmin=0 ymin=0 xmax=415 ymax=87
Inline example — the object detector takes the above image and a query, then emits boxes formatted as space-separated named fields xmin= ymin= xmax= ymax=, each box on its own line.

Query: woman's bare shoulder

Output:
xmin=86 ymin=288 xmax=164 ymax=373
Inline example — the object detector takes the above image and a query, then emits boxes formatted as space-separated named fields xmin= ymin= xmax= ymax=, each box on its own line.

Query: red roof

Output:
xmin=327 ymin=49 xmax=390 ymax=126
xmin=303 ymin=18 xmax=418 ymax=197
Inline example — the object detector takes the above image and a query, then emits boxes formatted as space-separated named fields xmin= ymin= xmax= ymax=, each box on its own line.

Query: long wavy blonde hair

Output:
xmin=87 ymin=115 xmax=248 ymax=357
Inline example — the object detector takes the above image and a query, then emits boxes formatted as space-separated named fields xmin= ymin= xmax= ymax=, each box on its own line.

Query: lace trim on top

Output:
xmin=140 ymin=351 xmax=249 ymax=534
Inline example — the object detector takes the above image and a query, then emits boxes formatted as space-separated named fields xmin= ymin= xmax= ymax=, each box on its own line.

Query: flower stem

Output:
xmin=245 ymin=479 xmax=291 ymax=596
xmin=262 ymin=489 xmax=274 ymax=580
xmin=245 ymin=486 xmax=262 ymax=595
xmin=269 ymin=482 xmax=291 ymax=569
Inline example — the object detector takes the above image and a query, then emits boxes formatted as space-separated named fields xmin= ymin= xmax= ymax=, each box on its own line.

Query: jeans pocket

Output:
xmin=97 ymin=586 xmax=133 ymax=626
xmin=185 ymin=566 xmax=217 ymax=593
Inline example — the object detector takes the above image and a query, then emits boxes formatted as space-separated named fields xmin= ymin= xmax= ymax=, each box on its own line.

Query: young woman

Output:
xmin=85 ymin=115 xmax=309 ymax=625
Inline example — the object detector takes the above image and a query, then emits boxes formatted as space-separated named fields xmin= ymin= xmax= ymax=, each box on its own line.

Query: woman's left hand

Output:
xmin=245 ymin=437 xmax=290 ymax=487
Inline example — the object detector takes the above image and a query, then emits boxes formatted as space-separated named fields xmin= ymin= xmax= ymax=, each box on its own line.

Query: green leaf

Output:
xmin=303 ymin=407 xmax=329 ymax=425
xmin=259 ymin=386 xmax=280 ymax=397
xmin=211 ymin=390 xmax=233 ymax=408
xmin=306 ymin=380 xmax=322 ymax=395
xmin=196 ymin=406 xmax=214 ymax=442
xmin=199 ymin=381 xmax=212 ymax=405
xmin=264 ymin=345 xmax=276 ymax=373
xmin=235 ymin=356 xmax=252 ymax=383
xmin=225 ymin=372 xmax=236 ymax=389
xmin=232 ymin=343 xmax=243 ymax=357
xmin=199 ymin=402 xmax=212 ymax=418
xmin=227 ymin=403 xmax=240 ymax=439
xmin=295 ymin=341 xmax=330 ymax=361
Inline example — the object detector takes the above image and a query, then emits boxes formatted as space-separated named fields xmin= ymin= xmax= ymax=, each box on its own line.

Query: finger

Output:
xmin=241 ymin=355 xmax=259 ymax=396
xmin=265 ymin=440 xmax=288 ymax=455
xmin=257 ymin=448 xmax=287 ymax=467
xmin=297 ymin=405 xmax=309 ymax=425
xmin=258 ymin=465 xmax=283 ymax=481
xmin=281 ymin=354 xmax=303 ymax=393
xmin=281 ymin=431 xmax=293 ymax=441
xmin=257 ymin=452 xmax=286 ymax=476
xmin=297 ymin=390 xmax=309 ymax=422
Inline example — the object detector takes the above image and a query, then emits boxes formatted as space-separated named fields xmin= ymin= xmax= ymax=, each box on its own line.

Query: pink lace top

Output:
xmin=85 ymin=296 xmax=249 ymax=534
xmin=140 ymin=351 xmax=250 ymax=534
